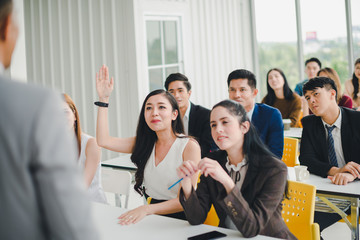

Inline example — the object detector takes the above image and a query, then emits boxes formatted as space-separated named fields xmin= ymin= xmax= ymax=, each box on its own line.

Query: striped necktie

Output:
xmin=326 ymin=125 xmax=338 ymax=167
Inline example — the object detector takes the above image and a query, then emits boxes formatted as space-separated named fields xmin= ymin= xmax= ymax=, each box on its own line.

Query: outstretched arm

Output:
xmin=95 ymin=64 xmax=135 ymax=153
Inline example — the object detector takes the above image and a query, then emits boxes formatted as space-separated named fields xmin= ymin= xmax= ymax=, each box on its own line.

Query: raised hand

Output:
xmin=96 ymin=64 xmax=114 ymax=102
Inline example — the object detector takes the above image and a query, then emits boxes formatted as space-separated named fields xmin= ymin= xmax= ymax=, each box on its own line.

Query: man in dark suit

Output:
xmin=0 ymin=1 xmax=98 ymax=239
xmin=165 ymin=73 xmax=216 ymax=157
xmin=227 ymin=69 xmax=284 ymax=159
xmin=300 ymin=77 xmax=360 ymax=235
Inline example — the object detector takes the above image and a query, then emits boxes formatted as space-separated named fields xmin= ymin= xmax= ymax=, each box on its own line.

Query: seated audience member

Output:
xmin=299 ymin=77 xmax=360 ymax=236
xmin=227 ymin=69 xmax=284 ymax=159
xmin=294 ymin=57 xmax=322 ymax=96
xmin=95 ymin=65 xmax=201 ymax=224
xmin=177 ymin=100 xmax=296 ymax=240
xmin=344 ymin=58 xmax=360 ymax=110
xmin=63 ymin=93 xmax=107 ymax=204
xmin=0 ymin=1 xmax=98 ymax=239
xmin=165 ymin=73 xmax=217 ymax=157
xmin=262 ymin=68 xmax=301 ymax=127
xmin=318 ymin=67 xmax=352 ymax=109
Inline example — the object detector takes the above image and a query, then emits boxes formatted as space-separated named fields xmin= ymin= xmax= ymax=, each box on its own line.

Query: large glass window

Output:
xmin=145 ymin=17 xmax=183 ymax=91
xmin=254 ymin=0 xmax=298 ymax=98
xmin=351 ymin=0 xmax=360 ymax=65
xmin=300 ymin=0 xmax=349 ymax=84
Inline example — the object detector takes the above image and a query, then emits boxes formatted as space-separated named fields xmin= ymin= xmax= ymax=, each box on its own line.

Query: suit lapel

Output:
xmin=251 ymin=104 xmax=259 ymax=125
xmin=188 ymin=102 xmax=195 ymax=135
xmin=340 ymin=108 xmax=351 ymax=162
xmin=315 ymin=117 xmax=328 ymax=162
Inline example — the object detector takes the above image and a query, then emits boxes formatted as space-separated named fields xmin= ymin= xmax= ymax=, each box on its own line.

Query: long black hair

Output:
xmin=351 ymin=58 xmax=360 ymax=100
xmin=211 ymin=99 xmax=289 ymax=198
xmin=263 ymin=68 xmax=294 ymax=106
xmin=131 ymin=89 xmax=184 ymax=195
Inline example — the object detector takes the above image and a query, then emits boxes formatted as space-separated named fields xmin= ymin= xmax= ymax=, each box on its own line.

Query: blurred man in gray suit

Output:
xmin=0 ymin=1 xmax=99 ymax=239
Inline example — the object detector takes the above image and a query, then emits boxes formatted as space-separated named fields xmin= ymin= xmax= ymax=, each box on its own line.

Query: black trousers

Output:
xmin=147 ymin=196 xmax=187 ymax=220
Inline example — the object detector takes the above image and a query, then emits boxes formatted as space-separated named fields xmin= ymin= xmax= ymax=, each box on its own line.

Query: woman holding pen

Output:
xmin=176 ymin=100 xmax=295 ymax=239
xmin=95 ymin=65 xmax=200 ymax=224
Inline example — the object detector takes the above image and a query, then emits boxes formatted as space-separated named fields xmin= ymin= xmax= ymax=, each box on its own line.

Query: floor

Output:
xmin=105 ymin=186 xmax=357 ymax=240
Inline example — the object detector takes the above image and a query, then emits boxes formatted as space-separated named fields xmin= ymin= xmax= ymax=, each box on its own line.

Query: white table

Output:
xmin=91 ymin=203 xmax=280 ymax=240
xmin=304 ymin=174 xmax=360 ymax=240
xmin=101 ymin=154 xmax=137 ymax=172
xmin=284 ymin=127 xmax=302 ymax=139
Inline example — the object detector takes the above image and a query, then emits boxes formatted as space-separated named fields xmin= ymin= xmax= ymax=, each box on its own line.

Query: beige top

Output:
xmin=262 ymin=93 xmax=302 ymax=127
xmin=344 ymin=79 xmax=360 ymax=108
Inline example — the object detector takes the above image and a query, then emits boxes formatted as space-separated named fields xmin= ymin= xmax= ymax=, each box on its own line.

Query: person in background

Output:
xmin=177 ymin=100 xmax=296 ymax=239
xmin=0 ymin=1 xmax=99 ymax=239
xmin=165 ymin=73 xmax=217 ymax=157
xmin=294 ymin=57 xmax=322 ymax=96
xmin=299 ymin=77 xmax=360 ymax=237
xmin=227 ymin=69 xmax=284 ymax=159
xmin=95 ymin=65 xmax=201 ymax=224
xmin=262 ymin=68 xmax=302 ymax=127
xmin=344 ymin=58 xmax=360 ymax=110
xmin=317 ymin=67 xmax=352 ymax=109
xmin=63 ymin=93 xmax=107 ymax=204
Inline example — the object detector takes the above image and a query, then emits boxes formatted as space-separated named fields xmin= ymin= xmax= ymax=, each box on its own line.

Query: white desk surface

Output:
xmin=304 ymin=174 xmax=360 ymax=198
xmin=284 ymin=127 xmax=302 ymax=139
xmin=92 ymin=203 xmax=280 ymax=240
xmin=101 ymin=154 xmax=137 ymax=171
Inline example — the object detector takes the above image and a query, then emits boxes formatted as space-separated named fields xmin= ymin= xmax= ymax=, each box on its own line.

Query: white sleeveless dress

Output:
xmin=143 ymin=137 xmax=189 ymax=200
xmin=78 ymin=133 xmax=107 ymax=204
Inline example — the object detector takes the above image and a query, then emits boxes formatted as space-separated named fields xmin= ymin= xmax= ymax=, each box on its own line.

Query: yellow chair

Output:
xmin=203 ymin=204 xmax=220 ymax=226
xmin=282 ymin=137 xmax=299 ymax=167
xmin=197 ymin=173 xmax=220 ymax=226
xmin=282 ymin=180 xmax=320 ymax=240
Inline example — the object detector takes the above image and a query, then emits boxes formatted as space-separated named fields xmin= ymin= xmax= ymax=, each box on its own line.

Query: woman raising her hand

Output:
xmin=177 ymin=100 xmax=295 ymax=239
xmin=95 ymin=65 xmax=200 ymax=224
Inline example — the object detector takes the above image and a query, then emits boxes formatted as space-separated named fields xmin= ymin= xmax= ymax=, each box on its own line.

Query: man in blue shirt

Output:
xmin=294 ymin=57 xmax=322 ymax=96
xmin=227 ymin=69 xmax=284 ymax=159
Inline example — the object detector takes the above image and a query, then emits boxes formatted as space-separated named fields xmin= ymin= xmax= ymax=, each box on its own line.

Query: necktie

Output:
xmin=326 ymin=125 xmax=338 ymax=167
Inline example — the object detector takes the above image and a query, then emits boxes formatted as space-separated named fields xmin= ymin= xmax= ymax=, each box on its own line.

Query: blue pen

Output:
xmin=168 ymin=178 xmax=183 ymax=190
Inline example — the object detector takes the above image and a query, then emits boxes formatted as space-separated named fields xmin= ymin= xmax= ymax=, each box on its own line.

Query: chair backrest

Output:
xmin=203 ymin=204 xmax=220 ymax=226
xmin=101 ymin=167 xmax=132 ymax=208
xmin=282 ymin=180 xmax=319 ymax=240
xmin=282 ymin=137 xmax=299 ymax=167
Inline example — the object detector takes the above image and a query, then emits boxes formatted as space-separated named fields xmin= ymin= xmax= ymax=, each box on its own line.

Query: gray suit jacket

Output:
xmin=0 ymin=76 xmax=99 ymax=240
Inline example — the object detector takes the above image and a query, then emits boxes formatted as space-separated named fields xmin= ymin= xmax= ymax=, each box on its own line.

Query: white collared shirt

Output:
xmin=321 ymin=108 xmax=345 ymax=168
xmin=246 ymin=104 xmax=255 ymax=121
xmin=182 ymin=101 xmax=191 ymax=135
xmin=224 ymin=157 xmax=248 ymax=230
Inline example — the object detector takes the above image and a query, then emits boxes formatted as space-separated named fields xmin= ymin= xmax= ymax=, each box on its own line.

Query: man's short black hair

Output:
xmin=303 ymin=77 xmax=337 ymax=99
xmin=227 ymin=69 xmax=257 ymax=89
xmin=305 ymin=57 xmax=322 ymax=69
xmin=164 ymin=73 xmax=191 ymax=91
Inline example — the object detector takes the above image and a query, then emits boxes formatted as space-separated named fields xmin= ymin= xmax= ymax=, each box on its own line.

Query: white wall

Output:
xmin=23 ymin=0 xmax=140 ymax=160
xmin=22 ymin=0 xmax=254 ymax=160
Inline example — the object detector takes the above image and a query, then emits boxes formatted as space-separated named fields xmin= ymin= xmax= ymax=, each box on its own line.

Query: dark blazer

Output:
xmin=252 ymin=103 xmax=284 ymax=159
xmin=188 ymin=102 xmax=217 ymax=157
xmin=299 ymin=107 xmax=360 ymax=177
xmin=180 ymin=151 xmax=296 ymax=240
